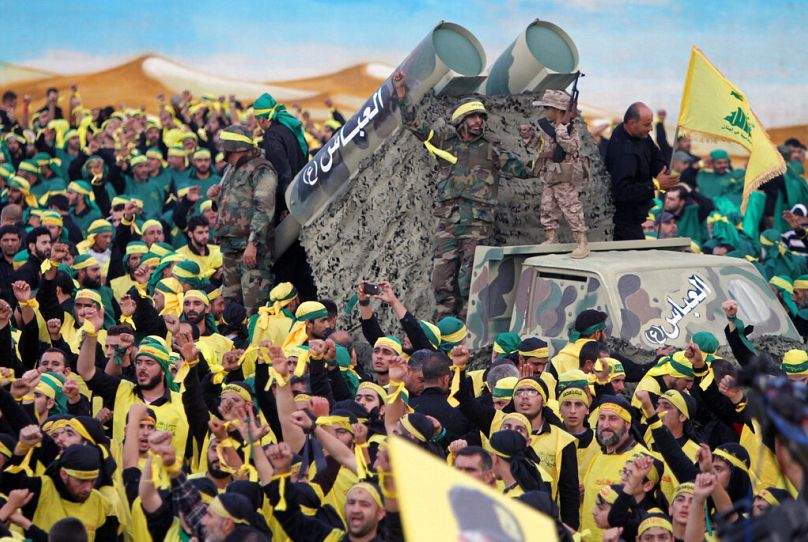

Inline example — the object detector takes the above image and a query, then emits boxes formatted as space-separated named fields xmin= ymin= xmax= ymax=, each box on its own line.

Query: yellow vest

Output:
xmin=309 ymin=461 xmax=358 ymax=522
xmin=580 ymin=443 xmax=651 ymax=540
xmin=112 ymin=381 xmax=189 ymax=461
xmin=32 ymin=477 xmax=109 ymax=541
xmin=197 ymin=333 xmax=235 ymax=369
xmin=740 ymin=420 xmax=790 ymax=493
xmin=529 ymin=423 xmax=577 ymax=500
xmin=249 ymin=312 xmax=295 ymax=349
xmin=176 ymin=244 xmax=223 ymax=278
xmin=574 ymin=431 xmax=600 ymax=484
xmin=631 ymin=376 xmax=663 ymax=411
xmin=110 ymin=274 xmax=137 ymax=302
xmin=128 ymin=495 xmax=182 ymax=542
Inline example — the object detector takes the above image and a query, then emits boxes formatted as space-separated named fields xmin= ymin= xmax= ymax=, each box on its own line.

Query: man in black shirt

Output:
xmin=12 ymin=227 xmax=51 ymax=291
xmin=0 ymin=226 xmax=20 ymax=303
xmin=605 ymin=102 xmax=679 ymax=240
xmin=254 ymin=92 xmax=318 ymax=300
xmin=409 ymin=351 xmax=477 ymax=446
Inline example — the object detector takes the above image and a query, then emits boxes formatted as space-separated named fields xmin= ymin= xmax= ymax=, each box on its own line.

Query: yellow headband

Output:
xmin=519 ymin=347 xmax=549 ymax=359
xmin=219 ymin=131 xmax=255 ymax=147
xmin=399 ymin=415 xmax=427 ymax=442
xmin=498 ymin=412 xmax=531 ymax=434
xmin=41 ymin=212 xmax=63 ymax=226
xmin=349 ymin=482 xmax=383 ymax=509
xmin=450 ymin=101 xmax=486 ymax=122
xmin=75 ymin=289 xmax=102 ymax=307
xmin=600 ymin=402 xmax=632 ymax=424
xmin=62 ymin=468 xmax=100 ymax=481
xmin=221 ymin=383 xmax=251 ymax=403
xmin=661 ymin=390 xmax=691 ymax=419
xmin=141 ymin=219 xmax=162 ymax=233
xmin=598 ymin=485 xmax=619 ymax=505
xmin=783 ymin=349 xmax=808 ymax=367
xmin=756 ymin=489 xmax=780 ymax=507
xmin=357 ymin=381 xmax=388 ymax=403
xmin=254 ymin=104 xmax=280 ymax=118
xmin=208 ymin=496 xmax=250 ymax=525
xmin=441 ymin=326 xmax=467 ymax=344
xmin=673 ymin=482 xmax=695 ymax=501
xmin=713 ymin=448 xmax=749 ymax=473
xmin=207 ymin=288 xmax=221 ymax=301
xmin=559 ymin=387 xmax=591 ymax=407
xmin=795 ymin=279 xmax=808 ymax=290
xmin=73 ymin=256 xmax=100 ymax=271
xmin=638 ymin=516 xmax=672 ymax=537
xmin=316 ymin=416 xmax=355 ymax=433
xmin=770 ymin=276 xmax=794 ymax=294
xmin=184 ymin=290 xmax=210 ymax=306
xmin=514 ymin=378 xmax=547 ymax=402
xmin=374 ymin=337 xmax=402 ymax=356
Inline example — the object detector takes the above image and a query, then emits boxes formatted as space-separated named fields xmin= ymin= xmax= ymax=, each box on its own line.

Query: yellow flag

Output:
xmin=677 ymin=46 xmax=785 ymax=212
xmin=389 ymin=437 xmax=559 ymax=541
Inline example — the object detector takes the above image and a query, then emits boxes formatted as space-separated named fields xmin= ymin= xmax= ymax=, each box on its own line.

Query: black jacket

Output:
xmin=260 ymin=123 xmax=307 ymax=215
xmin=410 ymin=387 xmax=478 ymax=446
xmin=605 ymin=123 xmax=667 ymax=221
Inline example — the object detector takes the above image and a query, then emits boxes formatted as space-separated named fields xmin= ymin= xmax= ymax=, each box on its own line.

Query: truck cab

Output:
xmin=466 ymin=239 xmax=799 ymax=353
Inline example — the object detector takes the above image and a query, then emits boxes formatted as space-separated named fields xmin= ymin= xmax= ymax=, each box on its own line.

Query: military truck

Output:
xmin=466 ymin=238 xmax=800 ymax=355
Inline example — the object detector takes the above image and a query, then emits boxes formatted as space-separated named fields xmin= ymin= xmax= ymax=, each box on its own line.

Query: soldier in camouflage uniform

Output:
xmin=532 ymin=89 xmax=589 ymax=258
xmin=207 ymin=125 xmax=276 ymax=314
xmin=393 ymin=71 xmax=532 ymax=319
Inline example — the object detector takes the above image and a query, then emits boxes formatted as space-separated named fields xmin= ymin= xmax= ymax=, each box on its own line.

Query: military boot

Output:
xmin=541 ymin=230 xmax=558 ymax=245
xmin=571 ymin=232 xmax=590 ymax=259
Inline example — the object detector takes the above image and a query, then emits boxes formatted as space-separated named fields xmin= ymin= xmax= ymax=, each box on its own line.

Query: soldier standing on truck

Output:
xmin=207 ymin=125 xmax=277 ymax=315
xmin=393 ymin=71 xmax=532 ymax=320
xmin=532 ymin=89 xmax=589 ymax=259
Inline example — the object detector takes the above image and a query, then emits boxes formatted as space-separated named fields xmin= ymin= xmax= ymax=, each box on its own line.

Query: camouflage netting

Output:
xmin=299 ymin=91 xmax=615 ymax=338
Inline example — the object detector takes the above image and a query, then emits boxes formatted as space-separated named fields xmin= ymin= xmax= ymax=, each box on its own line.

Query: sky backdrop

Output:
xmin=4 ymin=0 xmax=807 ymax=126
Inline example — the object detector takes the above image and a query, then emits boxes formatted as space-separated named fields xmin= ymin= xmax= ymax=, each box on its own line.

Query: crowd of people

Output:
xmin=0 ymin=77 xmax=805 ymax=542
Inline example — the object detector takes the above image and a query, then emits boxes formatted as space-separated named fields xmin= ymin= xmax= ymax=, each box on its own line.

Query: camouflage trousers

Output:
xmin=540 ymin=181 xmax=587 ymax=233
xmin=221 ymin=250 xmax=273 ymax=315
xmin=432 ymin=220 xmax=490 ymax=320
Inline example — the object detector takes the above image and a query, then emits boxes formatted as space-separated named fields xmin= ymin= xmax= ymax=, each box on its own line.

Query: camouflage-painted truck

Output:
xmin=466 ymin=238 xmax=800 ymax=354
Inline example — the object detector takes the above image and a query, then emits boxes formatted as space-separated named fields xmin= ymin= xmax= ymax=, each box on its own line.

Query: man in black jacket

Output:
xmin=409 ymin=352 xmax=477 ymax=447
xmin=254 ymin=92 xmax=318 ymax=300
xmin=605 ymin=102 xmax=679 ymax=240
xmin=12 ymin=227 xmax=51 ymax=291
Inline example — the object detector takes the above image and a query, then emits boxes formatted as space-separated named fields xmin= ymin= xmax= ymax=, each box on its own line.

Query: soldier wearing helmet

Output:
xmin=206 ymin=125 xmax=277 ymax=314
xmin=393 ymin=71 xmax=532 ymax=319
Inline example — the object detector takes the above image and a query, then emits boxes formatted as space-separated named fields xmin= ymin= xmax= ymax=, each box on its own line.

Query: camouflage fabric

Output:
xmin=433 ymin=219 xmax=490 ymax=319
xmin=221 ymin=247 xmax=273 ymax=315
xmin=540 ymin=183 xmax=586 ymax=233
xmin=399 ymin=95 xmax=531 ymax=317
xmin=399 ymin=95 xmax=531 ymax=223
xmin=215 ymin=155 xmax=278 ymax=250
xmin=216 ymin=154 xmax=277 ymax=314
xmin=534 ymin=119 xmax=586 ymax=233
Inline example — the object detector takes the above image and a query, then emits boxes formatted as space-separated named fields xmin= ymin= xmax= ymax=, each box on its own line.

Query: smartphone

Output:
xmin=364 ymin=282 xmax=381 ymax=296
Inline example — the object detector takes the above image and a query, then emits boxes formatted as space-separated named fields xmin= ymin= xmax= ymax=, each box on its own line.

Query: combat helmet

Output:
xmin=219 ymin=125 xmax=255 ymax=153
xmin=450 ymin=98 xmax=487 ymax=127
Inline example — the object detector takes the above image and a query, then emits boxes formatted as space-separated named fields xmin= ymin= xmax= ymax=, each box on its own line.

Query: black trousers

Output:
xmin=612 ymin=220 xmax=645 ymax=241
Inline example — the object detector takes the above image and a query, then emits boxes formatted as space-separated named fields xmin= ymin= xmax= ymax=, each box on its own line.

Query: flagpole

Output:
xmin=656 ymin=125 xmax=679 ymax=239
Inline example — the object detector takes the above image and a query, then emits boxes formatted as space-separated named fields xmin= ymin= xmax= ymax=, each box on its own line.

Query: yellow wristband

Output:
xmin=81 ymin=319 xmax=98 ymax=337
